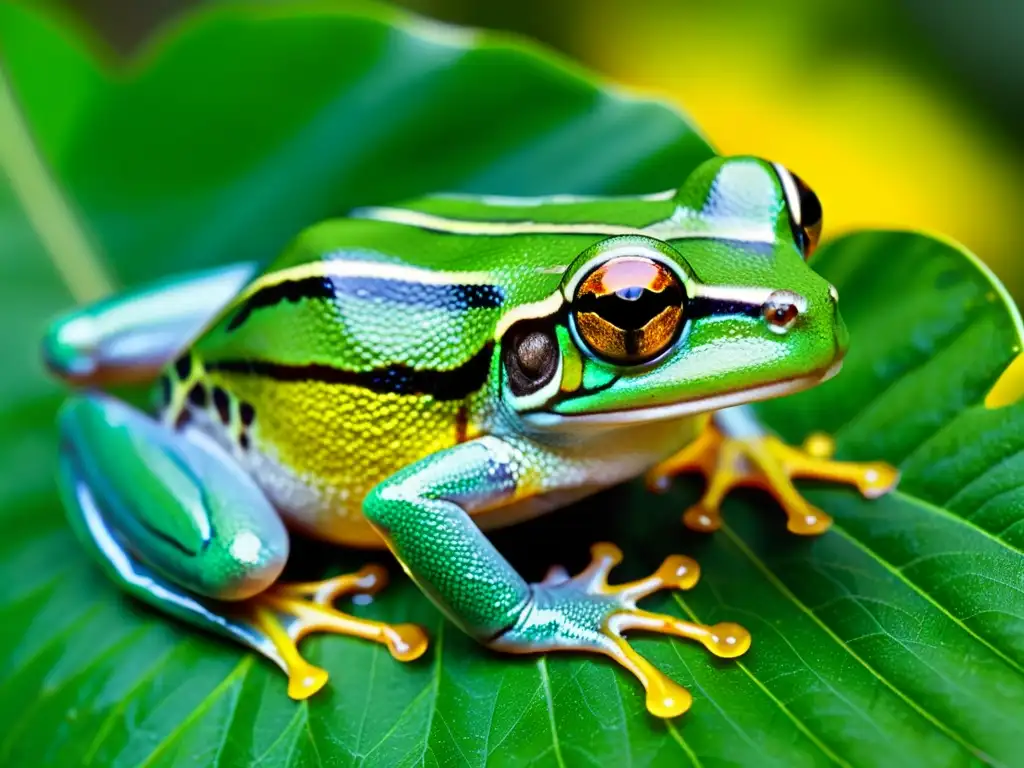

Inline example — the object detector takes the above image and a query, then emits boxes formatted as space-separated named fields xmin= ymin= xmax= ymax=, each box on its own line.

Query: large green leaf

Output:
xmin=2 ymin=3 xmax=1024 ymax=766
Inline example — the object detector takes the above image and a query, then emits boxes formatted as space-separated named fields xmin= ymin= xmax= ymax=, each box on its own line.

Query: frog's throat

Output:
xmin=523 ymin=357 xmax=843 ymax=431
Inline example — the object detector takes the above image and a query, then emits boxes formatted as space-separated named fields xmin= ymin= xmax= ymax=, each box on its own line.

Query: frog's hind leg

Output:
xmin=44 ymin=262 xmax=256 ymax=386
xmin=647 ymin=405 xmax=899 ymax=534
xmin=58 ymin=394 xmax=426 ymax=700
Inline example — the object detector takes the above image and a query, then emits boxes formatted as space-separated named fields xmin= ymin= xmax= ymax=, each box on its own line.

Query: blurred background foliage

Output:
xmin=60 ymin=0 xmax=1024 ymax=297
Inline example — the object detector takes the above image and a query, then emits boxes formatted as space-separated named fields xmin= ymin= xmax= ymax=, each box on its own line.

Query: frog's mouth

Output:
xmin=524 ymin=357 xmax=843 ymax=431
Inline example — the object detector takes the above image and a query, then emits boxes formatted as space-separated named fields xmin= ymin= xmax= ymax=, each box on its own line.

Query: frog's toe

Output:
xmin=857 ymin=464 xmax=901 ymax=498
xmin=681 ymin=502 xmax=723 ymax=533
xmin=489 ymin=543 xmax=749 ymax=718
xmin=248 ymin=566 xmax=429 ymax=700
xmin=649 ymin=419 xmax=900 ymax=536
xmin=781 ymin=501 xmax=832 ymax=536
xmin=270 ymin=564 xmax=389 ymax=604
xmin=766 ymin=436 xmax=900 ymax=533
xmin=781 ymin=437 xmax=900 ymax=499
xmin=604 ymin=610 xmax=750 ymax=716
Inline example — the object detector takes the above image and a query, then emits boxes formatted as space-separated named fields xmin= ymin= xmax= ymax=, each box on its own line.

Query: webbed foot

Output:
xmin=647 ymin=419 xmax=899 ymax=535
xmin=247 ymin=566 xmax=429 ymax=699
xmin=489 ymin=543 xmax=750 ymax=718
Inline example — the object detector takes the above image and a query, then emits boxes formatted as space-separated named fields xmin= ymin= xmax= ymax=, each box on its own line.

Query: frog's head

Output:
xmin=503 ymin=155 xmax=845 ymax=430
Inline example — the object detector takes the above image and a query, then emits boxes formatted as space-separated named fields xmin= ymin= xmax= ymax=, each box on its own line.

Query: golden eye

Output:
xmin=572 ymin=256 xmax=685 ymax=363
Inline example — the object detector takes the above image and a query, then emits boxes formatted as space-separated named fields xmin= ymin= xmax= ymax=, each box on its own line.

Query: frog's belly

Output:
xmin=472 ymin=417 xmax=705 ymax=532
xmin=192 ymin=375 xmax=701 ymax=549
xmin=193 ymin=377 xmax=478 ymax=548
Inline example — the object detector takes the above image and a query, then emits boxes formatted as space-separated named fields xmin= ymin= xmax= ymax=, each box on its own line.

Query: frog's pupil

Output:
xmin=577 ymin=283 xmax=683 ymax=331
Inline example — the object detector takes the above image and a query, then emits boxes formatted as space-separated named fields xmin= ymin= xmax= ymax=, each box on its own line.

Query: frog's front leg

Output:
xmin=647 ymin=405 xmax=900 ymax=534
xmin=44 ymin=262 xmax=256 ymax=386
xmin=59 ymin=395 xmax=426 ymax=700
xmin=364 ymin=436 xmax=750 ymax=718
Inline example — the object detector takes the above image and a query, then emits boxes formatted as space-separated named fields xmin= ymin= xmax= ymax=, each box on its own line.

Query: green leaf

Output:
xmin=2 ymin=3 xmax=1023 ymax=767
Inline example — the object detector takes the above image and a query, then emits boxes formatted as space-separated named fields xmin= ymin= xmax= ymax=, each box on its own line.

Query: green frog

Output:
xmin=44 ymin=155 xmax=898 ymax=718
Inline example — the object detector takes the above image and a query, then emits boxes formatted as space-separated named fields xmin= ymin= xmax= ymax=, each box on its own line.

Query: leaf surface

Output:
xmin=1 ymin=4 xmax=1022 ymax=767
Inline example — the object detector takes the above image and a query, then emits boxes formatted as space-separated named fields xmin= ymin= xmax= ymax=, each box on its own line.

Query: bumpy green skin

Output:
xmin=46 ymin=156 xmax=843 ymax=671
xmin=364 ymin=438 xmax=528 ymax=637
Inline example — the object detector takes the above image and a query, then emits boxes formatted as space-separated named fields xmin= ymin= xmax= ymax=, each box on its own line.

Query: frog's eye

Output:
xmin=775 ymin=164 xmax=823 ymax=259
xmin=572 ymin=256 xmax=685 ymax=364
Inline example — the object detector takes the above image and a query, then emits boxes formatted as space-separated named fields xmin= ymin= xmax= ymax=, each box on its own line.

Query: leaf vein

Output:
xmin=538 ymin=657 xmax=567 ymax=768
xmin=833 ymin=525 xmax=1024 ymax=678
xmin=672 ymin=594 xmax=850 ymax=767
xmin=720 ymin=523 xmax=983 ymax=758
xmin=136 ymin=656 xmax=253 ymax=768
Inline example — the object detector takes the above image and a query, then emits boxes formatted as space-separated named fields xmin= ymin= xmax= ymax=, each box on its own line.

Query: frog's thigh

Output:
xmin=44 ymin=262 xmax=256 ymax=386
xmin=60 ymin=394 xmax=288 ymax=602
xmin=61 ymin=394 xmax=302 ymax=675
xmin=60 ymin=394 xmax=292 ymax=664
xmin=60 ymin=395 xmax=428 ymax=699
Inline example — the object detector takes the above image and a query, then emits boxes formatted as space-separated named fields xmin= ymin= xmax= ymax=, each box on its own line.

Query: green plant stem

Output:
xmin=0 ymin=66 xmax=114 ymax=303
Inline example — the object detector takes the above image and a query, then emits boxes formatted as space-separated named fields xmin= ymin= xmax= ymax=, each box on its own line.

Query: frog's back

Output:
xmin=160 ymin=192 xmax=675 ymax=546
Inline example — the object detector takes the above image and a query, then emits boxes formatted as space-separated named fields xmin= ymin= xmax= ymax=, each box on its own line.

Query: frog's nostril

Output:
xmin=762 ymin=290 xmax=804 ymax=334
xmin=764 ymin=302 xmax=799 ymax=330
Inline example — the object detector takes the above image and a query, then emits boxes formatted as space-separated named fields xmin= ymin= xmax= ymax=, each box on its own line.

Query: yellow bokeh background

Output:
xmin=569 ymin=1 xmax=1024 ymax=293
xmin=64 ymin=0 xmax=1024 ymax=295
